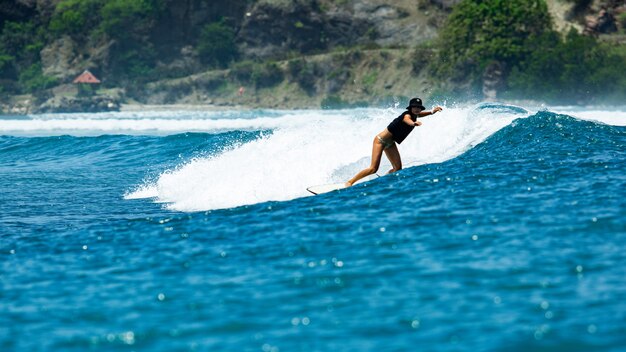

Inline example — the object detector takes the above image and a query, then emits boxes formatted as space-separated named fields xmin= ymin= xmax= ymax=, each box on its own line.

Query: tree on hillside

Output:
xmin=49 ymin=0 xmax=103 ymax=37
xmin=506 ymin=28 xmax=626 ymax=104
xmin=48 ymin=0 xmax=163 ymax=82
xmin=100 ymin=0 xmax=162 ymax=80
xmin=433 ymin=0 xmax=626 ymax=104
xmin=435 ymin=0 xmax=554 ymax=87
xmin=197 ymin=20 xmax=238 ymax=68
xmin=0 ymin=21 xmax=56 ymax=92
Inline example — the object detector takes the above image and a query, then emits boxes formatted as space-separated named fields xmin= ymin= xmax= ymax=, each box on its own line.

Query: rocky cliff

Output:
xmin=3 ymin=0 xmax=455 ymax=82
xmin=1 ymin=0 xmax=624 ymax=113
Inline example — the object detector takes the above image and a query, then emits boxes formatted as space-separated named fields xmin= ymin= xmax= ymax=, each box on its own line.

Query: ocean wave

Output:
xmin=3 ymin=104 xmax=624 ymax=212
xmin=126 ymin=103 xmax=531 ymax=211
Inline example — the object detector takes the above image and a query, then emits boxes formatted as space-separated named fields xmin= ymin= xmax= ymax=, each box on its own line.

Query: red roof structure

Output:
xmin=73 ymin=70 xmax=101 ymax=84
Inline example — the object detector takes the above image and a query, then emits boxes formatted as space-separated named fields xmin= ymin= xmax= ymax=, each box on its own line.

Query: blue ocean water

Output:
xmin=1 ymin=104 xmax=625 ymax=351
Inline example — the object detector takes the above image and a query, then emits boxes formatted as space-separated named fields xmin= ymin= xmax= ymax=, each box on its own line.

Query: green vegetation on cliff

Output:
xmin=49 ymin=0 xmax=163 ymax=82
xmin=2 ymin=0 xmax=199 ymax=91
xmin=436 ymin=0 xmax=553 ymax=81
xmin=434 ymin=0 xmax=626 ymax=104
xmin=1 ymin=0 xmax=626 ymax=107
xmin=49 ymin=0 xmax=101 ymax=35
xmin=198 ymin=21 xmax=239 ymax=68
xmin=0 ymin=20 xmax=56 ymax=93
xmin=507 ymin=29 xmax=626 ymax=103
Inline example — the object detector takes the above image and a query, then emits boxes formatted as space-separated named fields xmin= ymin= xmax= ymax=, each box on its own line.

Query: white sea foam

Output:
xmin=2 ymin=105 xmax=623 ymax=135
xmin=3 ymin=104 xmax=623 ymax=211
xmin=124 ymin=105 xmax=533 ymax=211
xmin=0 ymin=110 xmax=295 ymax=136
xmin=553 ymin=108 xmax=626 ymax=127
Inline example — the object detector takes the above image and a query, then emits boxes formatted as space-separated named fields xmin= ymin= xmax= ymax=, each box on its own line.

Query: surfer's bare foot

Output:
xmin=344 ymin=182 xmax=353 ymax=187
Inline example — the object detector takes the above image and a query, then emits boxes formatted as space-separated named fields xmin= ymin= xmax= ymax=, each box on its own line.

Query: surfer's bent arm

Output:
xmin=403 ymin=114 xmax=421 ymax=127
xmin=418 ymin=106 xmax=443 ymax=117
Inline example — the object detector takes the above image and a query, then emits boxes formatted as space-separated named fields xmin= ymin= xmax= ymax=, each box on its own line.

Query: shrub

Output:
xmin=100 ymin=0 xmax=159 ymax=39
xmin=411 ymin=46 xmax=435 ymax=75
xmin=251 ymin=62 xmax=284 ymax=88
xmin=231 ymin=61 xmax=284 ymax=89
xmin=0 ymin=21 xmax=44 ymax=65
xmin=49 ymin=0 xmax=103 ymax=36
xmin=288 ymin=59 xmax=317 ymax=94
xmin=321 ymin=95 xmax=347 ymax=109
xmin=435 ymin=0 xmax=553 ymax=82
xmin=506 ymin=29 xmax=626 ymax=104
xmin=504 ymin=31 xmax=563 ymax=99
xmin=564 ymin=0 xmax=591 ymax=5
xmin=194 ymin=75 xmax=225 ymax=91
xmin=432 ymin=0 xmax=626 ymax=104
xmin=564 ymin=0 xmax=592 ymax=14
xmin=230 ymin=60 xmax=255 ymax=82
xmin=48 ymin=0 xmax=163 ymax=82
xmin=0 ymin=21 xmax=53 ymax=91
xmin=99 ymin=0 xmax=161 ymax=81
xmin=618 ymin=12 xmax=626 ymax=33
xmin=197 ymin=21 xmax=238 ymax=68
xmin=18 ymin=63 xmax=58 ymax=92
xmin=0 ymin=51 xmax=15 ymax=79
xmin=112 ymin=47 xmax=156 ymax=81
xmin=362 ymin=71 xmax=378 ymax=88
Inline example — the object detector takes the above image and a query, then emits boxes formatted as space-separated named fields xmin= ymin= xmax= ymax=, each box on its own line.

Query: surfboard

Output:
xmin=306 ymin=174 xmax=380 ymax=195
xmin=307 ymin=182 xmax=346 ymax=195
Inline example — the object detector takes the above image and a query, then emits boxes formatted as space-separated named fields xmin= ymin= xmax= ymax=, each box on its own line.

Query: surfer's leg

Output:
xmin=346 ymin=136 xmax=384 ymax=186
xmin=384 ymin=144 xmax=402 ymax=174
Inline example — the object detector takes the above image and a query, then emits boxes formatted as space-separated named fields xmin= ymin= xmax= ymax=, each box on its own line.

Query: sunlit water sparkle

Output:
xmin=1 ymin=104 xmax=625 ymax=351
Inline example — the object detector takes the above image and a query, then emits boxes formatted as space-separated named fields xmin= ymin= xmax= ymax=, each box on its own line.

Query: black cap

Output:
xmin=406 ymin=98 xmax=425 ymax=110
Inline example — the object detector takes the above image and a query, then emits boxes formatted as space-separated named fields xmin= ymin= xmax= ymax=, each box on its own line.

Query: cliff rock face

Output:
xmin=7 ymin=0 xmax=623 ymax=82
xmin=0 ymin=0 xmax=36 ymax=28
xmin=429 ymin=0 xmax=462 ymax=10
xmin=584 ymin=7 xmax=622 ymax=35
xmin=39 ymin=35 xmax=114 ymax=82
xmin=151 ymin=0 xmax=248 ymax=61
xmin=0 ymin=0 xmax=59 ymax=23
xmin=237 ymin=1 xmax=372 ymax=59
xmin=236 ymin=0 xmax=448 ymax=59
xmin=28 ymin=0 xmax=451 ymax=81
xmin=351 ymin=0 xmax=441 ymax=46
xmin=4 ymin=0 xmax=625 ymax=113
xmin=40 ymin=35 xmax=78 ymax=79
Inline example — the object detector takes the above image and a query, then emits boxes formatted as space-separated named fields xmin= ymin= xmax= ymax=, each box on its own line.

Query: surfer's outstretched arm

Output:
xmin=419 ymin=106 xmax=443 ymax=117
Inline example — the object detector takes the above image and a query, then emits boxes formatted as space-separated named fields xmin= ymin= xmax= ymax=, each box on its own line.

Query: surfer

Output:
xmin=345 ymin=98 xmax=443 ymax=187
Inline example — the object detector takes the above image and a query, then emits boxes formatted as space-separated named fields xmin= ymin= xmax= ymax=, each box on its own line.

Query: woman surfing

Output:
xmin=345 ymin=98 xmax=443 ymax=186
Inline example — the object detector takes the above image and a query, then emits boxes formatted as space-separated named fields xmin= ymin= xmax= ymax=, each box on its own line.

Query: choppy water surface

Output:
xmin=1 ymin=104 xmax=625 ymax=351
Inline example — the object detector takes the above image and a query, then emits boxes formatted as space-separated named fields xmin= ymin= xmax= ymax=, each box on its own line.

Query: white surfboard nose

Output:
xmin=306 ymin=182 xmax=347 ymax=195
xmin=306 ymin=174 xmax=380 ymax=195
